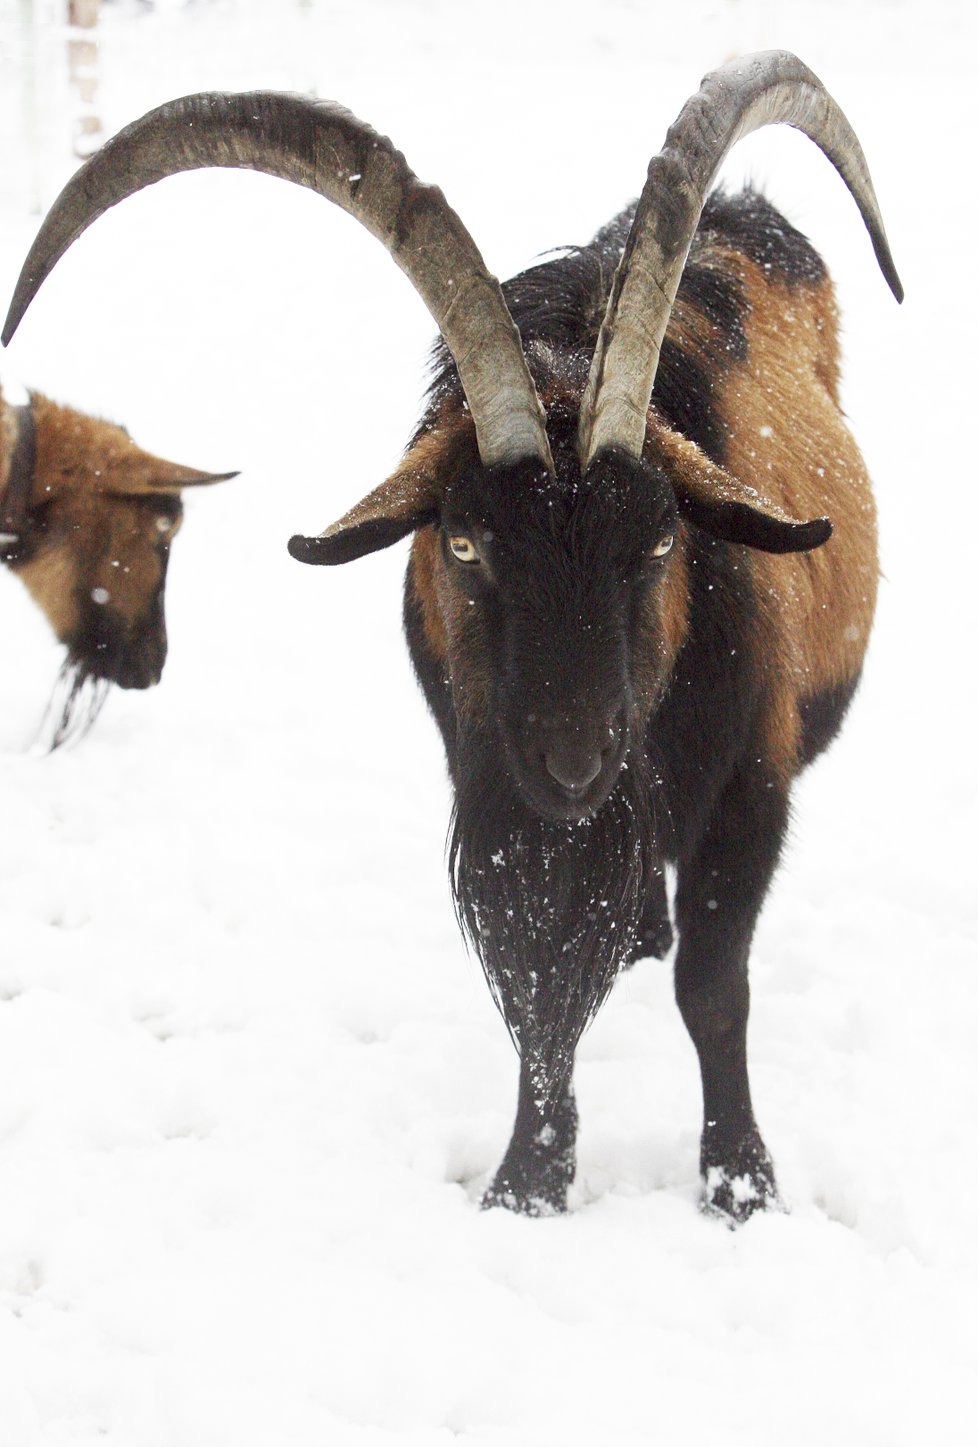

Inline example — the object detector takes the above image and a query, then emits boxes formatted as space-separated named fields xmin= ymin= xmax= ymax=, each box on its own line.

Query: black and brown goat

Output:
xmin=4 ymin=51 xmax=901 ymax=1218
xmin=0 ymin=382 xmax=232 ymax=741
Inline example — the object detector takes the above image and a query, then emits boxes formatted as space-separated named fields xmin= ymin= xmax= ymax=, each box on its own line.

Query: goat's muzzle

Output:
xmin=510 ymin=702 xmax=630 ymax=821
xmin=73 ymin=602 xmax=167 ymax=691
xmin=112 ymin=644 xmax=165 ymax=691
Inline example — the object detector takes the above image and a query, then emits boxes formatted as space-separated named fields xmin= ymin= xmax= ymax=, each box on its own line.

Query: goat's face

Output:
xmin=20 ymin=487 xmax=183 ymax=690
xmin=437 ymin=437 xmax=683 ymax=821
xmin=11 ymin=395 xmax=230 ymax=693
xmin=293 ymin=396 xmax=829 ymax=823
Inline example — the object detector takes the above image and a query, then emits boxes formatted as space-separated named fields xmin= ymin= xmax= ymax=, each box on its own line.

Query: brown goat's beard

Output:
xmin=39 ymin=653 xmax=111 ymax=750
xmin=449 ymin=739 xmax=660 ymax=1111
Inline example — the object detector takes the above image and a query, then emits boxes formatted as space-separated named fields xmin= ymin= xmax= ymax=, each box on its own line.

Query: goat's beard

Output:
xmin=39 ymin=652 xmax=111 ymax=750
xmin=449 ymin=734 xmax=660 ymax=1112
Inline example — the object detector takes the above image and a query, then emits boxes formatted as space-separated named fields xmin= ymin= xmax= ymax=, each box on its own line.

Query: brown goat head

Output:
xmin=1 ymin=386 xmax=233 ymax=740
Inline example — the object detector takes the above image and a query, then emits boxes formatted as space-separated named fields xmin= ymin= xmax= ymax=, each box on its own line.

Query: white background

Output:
xmin=1 ymin=2 xmax=975 ymax=1442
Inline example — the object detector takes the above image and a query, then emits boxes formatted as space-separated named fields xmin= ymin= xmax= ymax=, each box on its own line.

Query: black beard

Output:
xmin=40 ymin=653 xmax=112 ymax=750
xmin=449 ymin=733 xmax=661 ymax=1112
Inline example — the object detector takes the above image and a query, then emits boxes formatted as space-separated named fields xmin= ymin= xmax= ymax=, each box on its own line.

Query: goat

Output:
xmin=0 ymin=381 xmax=233 ymax=743
xmin=3 ymin=51 xmax=901 ymax=1219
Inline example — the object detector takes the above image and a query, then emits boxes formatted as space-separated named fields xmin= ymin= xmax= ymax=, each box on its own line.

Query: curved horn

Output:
xmin=3 ymin=91 xmax=554 ymax=475
xmin=578 ymin=50 xmax=904 ymax=470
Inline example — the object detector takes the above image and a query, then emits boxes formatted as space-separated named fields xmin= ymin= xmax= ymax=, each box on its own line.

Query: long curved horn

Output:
xmin=3 ymin=91 xmax=554 ymax=475
xmin=578 ymin=50 xmax=903 ymax=470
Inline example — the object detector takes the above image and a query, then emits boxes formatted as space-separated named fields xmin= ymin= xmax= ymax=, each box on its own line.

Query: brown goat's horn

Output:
xmin=2 ymin=91 xmax=554 ymax=476
xmin=578 ymin=50 xmax=904 ymax=470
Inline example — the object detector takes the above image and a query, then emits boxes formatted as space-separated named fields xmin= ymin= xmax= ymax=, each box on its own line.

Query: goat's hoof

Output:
xmin=700 ymin=1134 xmax=783 ymax=1226
xmin=480 ymin=1152 xmax=573 ymax=1217
xmin=480 ymin=1181 xmax=566 ymax=1217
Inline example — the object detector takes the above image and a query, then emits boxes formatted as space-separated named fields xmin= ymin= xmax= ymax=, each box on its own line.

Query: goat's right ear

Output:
xmin=288 ymin=468 xmax=440 ymax=566
xmin=645 ymin=419 xmax=832 ymax=555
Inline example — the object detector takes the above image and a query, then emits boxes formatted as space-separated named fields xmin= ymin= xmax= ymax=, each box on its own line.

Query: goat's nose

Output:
xmin=544 ymin=743 xmax=603 ymax=794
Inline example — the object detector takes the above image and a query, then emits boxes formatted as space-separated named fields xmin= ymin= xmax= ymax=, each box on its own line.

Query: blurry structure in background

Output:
xmin=68 ymin=0 xmax=102 ymax=158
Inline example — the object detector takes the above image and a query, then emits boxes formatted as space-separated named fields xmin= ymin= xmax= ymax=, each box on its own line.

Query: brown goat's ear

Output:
xmin=29 ymin=394 xmax=237 ymax=499
xmin=116 ymin=458 xmax=238 ymax=495
xmin=288 ymin=469 xmax=440 ymax=566
xmin=648 ymin=421 xmax=832 ymax=555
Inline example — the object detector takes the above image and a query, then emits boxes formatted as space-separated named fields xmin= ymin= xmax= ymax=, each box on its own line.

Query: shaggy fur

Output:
xmin=450 ymin=720 xmax=660 ymax=1111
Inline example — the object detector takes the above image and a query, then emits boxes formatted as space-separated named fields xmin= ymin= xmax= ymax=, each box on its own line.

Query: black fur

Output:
xmin=650 ymin=532 xmax=767 ymax=857
xmin=449 ymin=725 xmax=659 ymax=1110
xmin=448 ymin=455 xmax=666 ymax=1055
xmin=290 ymin=510 xmax=434 ymax=566
xmin=799 ymin=673 xmax=861 ymax=768
xmin=699 ymin=187 xmax=827 ymax=287
xmin=41 ymin=656 xmax=110 ymax=750
xmin=655 ymin=265 xmax=746 ymax=465
xmin=64 ymin=566 xmax=169 ymax=702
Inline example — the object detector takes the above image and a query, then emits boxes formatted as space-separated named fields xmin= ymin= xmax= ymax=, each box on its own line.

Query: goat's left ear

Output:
xmin=288 ymin=468 xmax=440 ymax=566
xmin=648 ymin=422 xmax=832 ymax=555
xmin=116 ymin=454 xmax=238 ymax=495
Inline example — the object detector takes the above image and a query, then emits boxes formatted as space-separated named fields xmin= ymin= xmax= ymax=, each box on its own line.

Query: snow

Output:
xmin=1 ymin=1 xmax=976 ymax=1443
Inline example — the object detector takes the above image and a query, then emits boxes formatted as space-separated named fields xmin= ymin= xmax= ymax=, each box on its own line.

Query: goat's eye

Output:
xmin=450 ymin=535 xmax=480 ymax=564
xmin=652 ymin=534 xmax=674 ymax=558
xmin=155 ymin=515 xmax=174 ymax=535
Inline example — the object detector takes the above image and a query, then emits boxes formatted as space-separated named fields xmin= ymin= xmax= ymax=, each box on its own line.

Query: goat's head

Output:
xmin=3 ymin=54 xmax=900 ymax=786
xmin=297 ymin=360 xmax=838 ymax=821
xmin=1 ymin=389 xmax=232 ymax=734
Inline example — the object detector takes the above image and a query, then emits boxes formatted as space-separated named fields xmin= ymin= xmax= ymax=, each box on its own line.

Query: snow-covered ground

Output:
xmin=0 ymin=1 xmax=975 ymax=1442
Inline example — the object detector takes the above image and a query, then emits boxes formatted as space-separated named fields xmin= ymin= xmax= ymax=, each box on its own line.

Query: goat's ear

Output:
xmin=648 ymin=421 xmax=832 ymax=554
xmin=288 ymin=469 xmax=440 ymax=566
xmin=117 ymin=457 xmax=238 ymax=495
xmin=30 ymin=395 xmax=237 ymax=498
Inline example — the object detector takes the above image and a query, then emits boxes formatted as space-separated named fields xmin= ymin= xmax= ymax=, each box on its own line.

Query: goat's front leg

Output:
xmin=482 ymin=1058 xmax=578 ymax=1216
xmin=674 ymin=761 xmax=788 ymax=1224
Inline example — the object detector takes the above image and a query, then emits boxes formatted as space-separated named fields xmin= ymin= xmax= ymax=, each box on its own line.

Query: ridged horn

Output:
xmin=2 ymin=90 xmax=554 ymax=475
xmin=578 ymin=50 xmax=904 ymax=470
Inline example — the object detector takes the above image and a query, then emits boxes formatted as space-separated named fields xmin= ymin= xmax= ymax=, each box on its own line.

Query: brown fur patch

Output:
xmin=30 ymin=392 xmax=222 ymax=496
xmin=657 ymin=530 xmax=691 ymax=674
xmin=710 ymin=261 xmax=878 ymax=728
xmin=409 ymin=526 xmax=448 ymax=666
xmin=16 ymin=541 xmax=79 ymax=638
xmin=633 ymin=529 xmax=690 ymax=716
